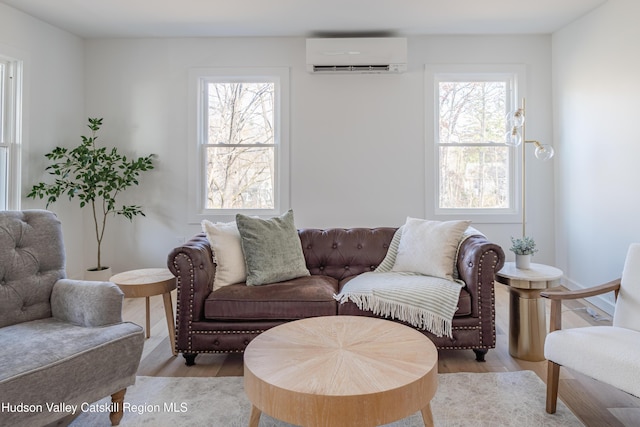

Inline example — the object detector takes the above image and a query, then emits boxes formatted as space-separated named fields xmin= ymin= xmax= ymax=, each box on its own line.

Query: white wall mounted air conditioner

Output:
xmin=306 ymin=37 xmax=407 ymax=74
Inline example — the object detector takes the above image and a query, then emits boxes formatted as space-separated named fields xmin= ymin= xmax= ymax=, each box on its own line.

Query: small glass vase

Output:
xmin=515 ymin=254 xmax=531 ymax=270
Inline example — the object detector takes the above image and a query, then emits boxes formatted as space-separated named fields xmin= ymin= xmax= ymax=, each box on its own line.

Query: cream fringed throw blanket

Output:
xmin=334 ymin=271 xmax=464 ymax=338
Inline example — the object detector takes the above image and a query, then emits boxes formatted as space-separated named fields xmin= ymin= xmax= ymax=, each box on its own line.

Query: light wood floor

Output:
xmin=124 ymin=282 xmax=640 ymax=426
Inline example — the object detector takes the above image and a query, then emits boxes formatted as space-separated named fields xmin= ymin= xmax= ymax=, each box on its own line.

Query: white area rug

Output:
xmin=70 ymin=371 xmax=583 ymax=426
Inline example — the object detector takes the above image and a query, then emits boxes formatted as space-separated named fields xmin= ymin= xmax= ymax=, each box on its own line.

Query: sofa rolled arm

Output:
xmin=51 ymin=279 xmax=124 ymax=327
xmin=457 ymin=235 xmax=505 ymax=318
xmin=168 ymin=233 xmax=216 ymax=328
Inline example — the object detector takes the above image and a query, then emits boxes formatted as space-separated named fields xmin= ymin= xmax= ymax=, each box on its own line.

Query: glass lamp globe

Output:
xmin=506 ymin=109 xmax=525 ymax=128
xmin=504 ymin=128 xmax=522 ymax=147
xmin=534 ymin=144 xmax=555 ymax=161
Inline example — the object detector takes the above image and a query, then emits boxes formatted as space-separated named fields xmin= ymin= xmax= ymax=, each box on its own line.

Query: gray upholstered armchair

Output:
xmin=0 ymin=210 xmax=144 ymax=427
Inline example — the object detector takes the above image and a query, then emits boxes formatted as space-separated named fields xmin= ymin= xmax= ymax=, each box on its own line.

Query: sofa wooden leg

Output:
xmin=109 ymin=388 xmax=127 ymax=426
xmin=473 ymin=349 xmax=487 ymax=362
xmin=546 ymin=360 xmax=560 ymax=414
xmin=183 ymin=353 xmax=197 ymax=366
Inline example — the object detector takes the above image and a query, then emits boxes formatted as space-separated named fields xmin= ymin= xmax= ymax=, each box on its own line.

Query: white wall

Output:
xmin=83 ymin=35 xmax=554 ymax=273
xmin=7 ymin=0 xmax=637 ymax=316
xmin=553 ymin=0 xmax=640 ymax=313
xmin=0 ymin=4 xmax=85 ymax=277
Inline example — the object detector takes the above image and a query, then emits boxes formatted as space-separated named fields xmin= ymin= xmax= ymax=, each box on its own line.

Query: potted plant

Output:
xmin=28 ymin=117 xmax=154 ymax=279
xmin=509 ymin=236 xmax=538 ymax=269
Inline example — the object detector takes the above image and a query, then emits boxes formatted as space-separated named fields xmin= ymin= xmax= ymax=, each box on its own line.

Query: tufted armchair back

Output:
xmin=0 ymin=210 xmax=66 ymax=328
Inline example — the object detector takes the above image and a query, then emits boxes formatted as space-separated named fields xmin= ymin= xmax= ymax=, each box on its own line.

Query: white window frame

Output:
xmin=0 ymin=54 xmax=22 ymax=211
xmin=187 ymin=67 xmax=290 ymax=223
xmin=425 ymin=64 xmax=525 ymax=223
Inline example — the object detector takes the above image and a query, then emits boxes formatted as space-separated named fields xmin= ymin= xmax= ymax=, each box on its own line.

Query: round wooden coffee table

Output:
xmin=244 ymin=315 xmax=438 ymax=427
xmin=110 ymin=268 xmax=177 ymax=356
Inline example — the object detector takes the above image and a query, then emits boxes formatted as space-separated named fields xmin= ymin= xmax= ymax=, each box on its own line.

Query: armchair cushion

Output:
xmin=545 ymin=325 xmax=640 ymax=398
xmin=0 ymin=318 xmax=142 ymax=383
xmin=0 ymin=318 xmax=143 ymax=427
xmin=52 ymin=279 xmax=124 ymax=327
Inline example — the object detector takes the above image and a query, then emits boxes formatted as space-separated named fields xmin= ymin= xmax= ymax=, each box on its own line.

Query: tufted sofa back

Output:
xmin=299 ymin=227 xmax=396 ymax=281
xmin=0 ymin=210 xmax=66 ymax=328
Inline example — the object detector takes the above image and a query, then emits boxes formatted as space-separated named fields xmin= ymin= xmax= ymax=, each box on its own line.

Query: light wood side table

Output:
xmin=244 ymin=315 xmax=438 ymax=427
xmin=110 ymin=268 xmax=177 ymax=356
xmin=496 ymin=262 xmax=563 ymax=362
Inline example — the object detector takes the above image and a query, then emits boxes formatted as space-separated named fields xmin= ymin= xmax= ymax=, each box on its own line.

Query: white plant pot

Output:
xmin=515 ymin=254 xmax=531 ymax=270
xmin=84 ymin=266 xmax=113 ymax=282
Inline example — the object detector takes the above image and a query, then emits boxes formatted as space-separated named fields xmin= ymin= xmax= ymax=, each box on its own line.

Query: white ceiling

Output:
xmin=1 ymin=0 xmax=608 ymax=39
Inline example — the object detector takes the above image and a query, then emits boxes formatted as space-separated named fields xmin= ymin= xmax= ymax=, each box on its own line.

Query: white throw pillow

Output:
xmin=201 ymin=220 xmax=247 ymax=291
xmin=391 ymin=218 xmax=471 ymax=280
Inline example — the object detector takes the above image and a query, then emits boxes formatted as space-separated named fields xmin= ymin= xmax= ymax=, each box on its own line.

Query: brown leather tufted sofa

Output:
xmin=168 ymin=227 xmax=505 ymax=366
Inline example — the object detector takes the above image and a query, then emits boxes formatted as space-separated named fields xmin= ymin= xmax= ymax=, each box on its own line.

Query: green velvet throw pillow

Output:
xmin=236 ymin=210 xmax=310 ymax=286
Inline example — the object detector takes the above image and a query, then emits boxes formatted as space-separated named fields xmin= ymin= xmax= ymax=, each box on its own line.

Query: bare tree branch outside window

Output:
xmin=438 ymin=81 xmax=509 ymax=209
xmin=205 ymin=82 xmax=275 ymax=209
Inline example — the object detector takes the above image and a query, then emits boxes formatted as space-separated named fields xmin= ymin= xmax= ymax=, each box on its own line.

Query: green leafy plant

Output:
xmin=509 ymin=236 xmax=538 ymax=256
xmin=28 ymin=118 xmax=155 ymax=271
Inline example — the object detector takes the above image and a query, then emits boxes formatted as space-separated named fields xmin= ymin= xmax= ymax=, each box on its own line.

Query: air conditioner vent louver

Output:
xmin=313 ymin=65 xmax=391 ymax=73
xmin=306 ymin=38 xmax=407 ymax=74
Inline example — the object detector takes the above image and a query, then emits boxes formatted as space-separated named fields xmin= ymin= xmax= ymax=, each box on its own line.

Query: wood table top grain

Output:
xmin=244 ymin=315 xmax=438 ymax=427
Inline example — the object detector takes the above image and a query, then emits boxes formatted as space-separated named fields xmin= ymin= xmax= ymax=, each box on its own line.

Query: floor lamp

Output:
xmin=505 ymin=98 xmax=554 ymax=238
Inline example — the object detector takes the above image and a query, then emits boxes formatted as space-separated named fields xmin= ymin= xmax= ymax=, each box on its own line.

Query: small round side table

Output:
xmin=110 ymin=268 xmax=177 ymax=356
xmin=496 ymin=262 xmax=563 ymax=362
